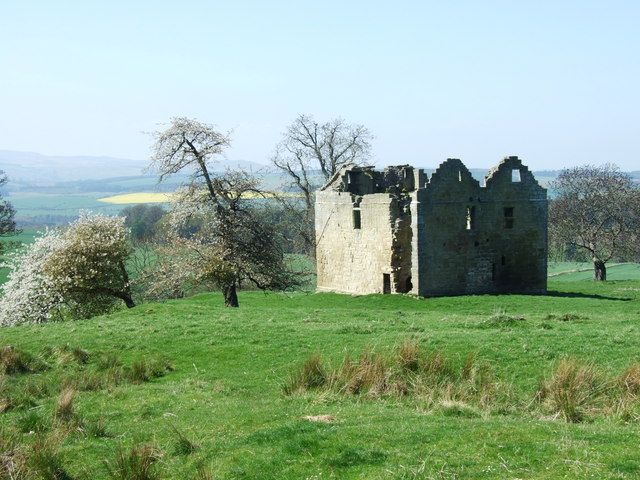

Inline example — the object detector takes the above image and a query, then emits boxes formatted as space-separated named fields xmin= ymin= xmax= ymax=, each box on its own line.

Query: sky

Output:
xmin=1 ymin=0 xmax=639 ymax=171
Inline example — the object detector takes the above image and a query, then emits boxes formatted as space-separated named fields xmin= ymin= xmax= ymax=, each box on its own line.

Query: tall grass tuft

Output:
xmin=43 ymin=344 xmax=91 ymax=366
xmin=0 ymin=426 xmax=20 ymax=478
xmin=81 ymin=415 xmax=110 ymax=438
xmin=17 ymin=408 xmax=51 ymax=433
xmin=129 ymin=359 xmax=150 ymax=384
xmin=537 ymin=357 xmax=610 ymax=422
xmin=55 ymin=388 xmax=76 ymax=422
xmin=97 ymin=353 xmax=121 ymax=371
xmin=104 ymin=442 xmax=163 ymax=480
xmin=127 ymin=357 xmax=173 ymax=385
xmin=282 ymin=353 xmax=327 ymax=395
xmin=168 ymin=423 xmax=199 ymax=455
xmin=1 ymin=346 xmax=45 ymax=374
xmin=479 ymin=309 xmax=526 ymax=328
xmin=192 ymin=462 xmax=215 ymax=480
xmin=336 ymin=347 xmax=388 ymax=395
xmin=620 ymin=362 xmax=640 ymax=395
xmin=22 ymin=434 xmax=76 ymax=480
xmin=397 ymin=338 xmax=420 ymax=372
xmin=284 ymin=340 xmax=498 ymax=410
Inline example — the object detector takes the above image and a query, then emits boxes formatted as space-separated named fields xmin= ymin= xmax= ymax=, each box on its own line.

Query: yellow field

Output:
xmin=98 ymin=193 xmax=175 ymax=204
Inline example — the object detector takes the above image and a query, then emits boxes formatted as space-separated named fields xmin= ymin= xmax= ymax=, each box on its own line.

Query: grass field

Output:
xmin=548 ymin=262 xmax=640 ymax=281
xmin=2 ymin=279 xmax=640 ymax=479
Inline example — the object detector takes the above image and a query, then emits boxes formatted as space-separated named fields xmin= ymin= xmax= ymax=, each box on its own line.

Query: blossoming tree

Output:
xmin=0 ymin=213 xmax=134 ymax=326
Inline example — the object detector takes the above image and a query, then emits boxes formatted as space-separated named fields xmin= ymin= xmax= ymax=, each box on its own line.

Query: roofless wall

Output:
xmin=316 ymin=157 xmax=547 ymax=297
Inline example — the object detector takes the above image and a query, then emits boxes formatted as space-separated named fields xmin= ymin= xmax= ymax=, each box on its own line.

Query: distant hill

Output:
xmin=0 ymin=150 xmax=267 ymax=188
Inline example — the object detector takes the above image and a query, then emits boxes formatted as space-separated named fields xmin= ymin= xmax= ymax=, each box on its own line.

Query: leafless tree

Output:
xmin=271 ymin=114 xmax=373 ymax=254
xmin=549 ymin=164 xmax=640 ymax=280
xmin=148 ymin=117 xmax=300 ymax=307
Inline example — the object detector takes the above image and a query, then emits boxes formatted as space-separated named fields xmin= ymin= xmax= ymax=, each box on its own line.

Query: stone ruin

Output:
xmin=315 ymin=156 xmax=547 ymax=297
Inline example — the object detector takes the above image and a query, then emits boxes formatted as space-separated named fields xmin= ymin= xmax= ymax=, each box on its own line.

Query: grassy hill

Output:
xmin=2 ymin=279 xmax=640 ymax=479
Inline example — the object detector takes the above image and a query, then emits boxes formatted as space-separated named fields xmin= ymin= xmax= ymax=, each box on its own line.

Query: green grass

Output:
xmin=1 ymin=280 xmax=640 ymax=478
xmin=549 ymin=261 xmax=640 ymax=281
xmin=547 ymin=261 xmax=591 ymax=275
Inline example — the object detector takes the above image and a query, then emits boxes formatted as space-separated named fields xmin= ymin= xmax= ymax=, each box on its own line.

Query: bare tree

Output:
xmin=271 ymin=114 xmax=373 ymax=254
xmin=549 ymin=164 xmax=640 ymax=281
xmin=148 ymin=117 xmax=300 ymax=307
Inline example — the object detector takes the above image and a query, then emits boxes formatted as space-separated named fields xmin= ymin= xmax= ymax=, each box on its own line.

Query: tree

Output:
xmin=120 ymin=204 xmax=166 ymax=240
xmin=549 ymin=164 xmax=640 ymax=281
xmin=0 ymin=213 xmax=135 ymax=326
xmin=271 ymin=114 xmax=373 ymax=254
xmin=147 ymin=117 xmax=300 ymax=307
xmin=0 ymin=170 xmax=18 ymax=252
xmin=44 ymin=213 xmax=136 ymax=310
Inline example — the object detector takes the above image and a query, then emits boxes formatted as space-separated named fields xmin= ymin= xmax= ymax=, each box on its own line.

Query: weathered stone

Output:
xmin=315 ymin=157 xmax=547 ymax=296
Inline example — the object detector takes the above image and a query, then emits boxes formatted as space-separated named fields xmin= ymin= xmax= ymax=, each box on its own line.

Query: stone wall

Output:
xmin=315 ymin=190 xmax=412 ymax=295
xmin=412 ymin=157 xmax=547 ymax=296
xmin=316 ymin=157 xmax=547 ymax=297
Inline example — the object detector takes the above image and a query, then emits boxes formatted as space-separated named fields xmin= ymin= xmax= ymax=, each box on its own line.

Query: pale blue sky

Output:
xmin=1 ymin=0 xmax=638 ymax=170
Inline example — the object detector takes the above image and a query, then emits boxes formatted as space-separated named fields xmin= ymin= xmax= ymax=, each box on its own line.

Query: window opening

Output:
xmin=512 ymin=169 xmax=521 ymax=182
xmin=466 ymin=206 xmax=475 ymax=230
xmin=458 ymin=170 xmax=463 ymax=182
xmin=503 ymin=207 xmax=514 ymax=229
xmin=383 ymin=274 xmax=391 ymax=294
xmin=501 ymin=255 xmax=506 ymax=266
xmin=352 ymin=208 xmax=361 ymax=229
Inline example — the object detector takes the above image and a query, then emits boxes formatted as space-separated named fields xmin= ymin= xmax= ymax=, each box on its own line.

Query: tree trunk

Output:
xmin=593 ymin=259 xmax=606 ymax=281
xmin=223 ymin=283 xmax=239 ymax=307
xmin=118 ymin=261 xmax=136 ymax=307
xmin=113 ymin=290 xmax=136 ymax=308
xmin=122 ymin=294 xmax=136 ymax=308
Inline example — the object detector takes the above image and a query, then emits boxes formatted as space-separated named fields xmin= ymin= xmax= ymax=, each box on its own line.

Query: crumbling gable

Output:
xmin=315 ymin=156 xmax=547 ymax=297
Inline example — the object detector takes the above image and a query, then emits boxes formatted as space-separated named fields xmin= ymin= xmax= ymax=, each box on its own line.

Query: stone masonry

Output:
xmin=315 ymin=156 xmax=547 ymax=297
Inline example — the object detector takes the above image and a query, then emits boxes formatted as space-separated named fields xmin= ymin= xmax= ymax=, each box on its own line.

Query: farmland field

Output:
xmin=97 ymin=192 xmax=175 ymax=204
xmin=8 ymin=193 xmax=128 ymax=218
xmin=1 ymin=279 xmax=640 ymax=479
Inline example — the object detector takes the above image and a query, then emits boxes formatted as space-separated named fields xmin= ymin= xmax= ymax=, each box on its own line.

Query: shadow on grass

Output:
xmin=545 ymin=290 xmax=632 ymax=302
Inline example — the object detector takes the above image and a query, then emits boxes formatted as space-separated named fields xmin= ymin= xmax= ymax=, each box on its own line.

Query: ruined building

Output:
xmin=315 ymin=156 xmax=547 ymax=297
